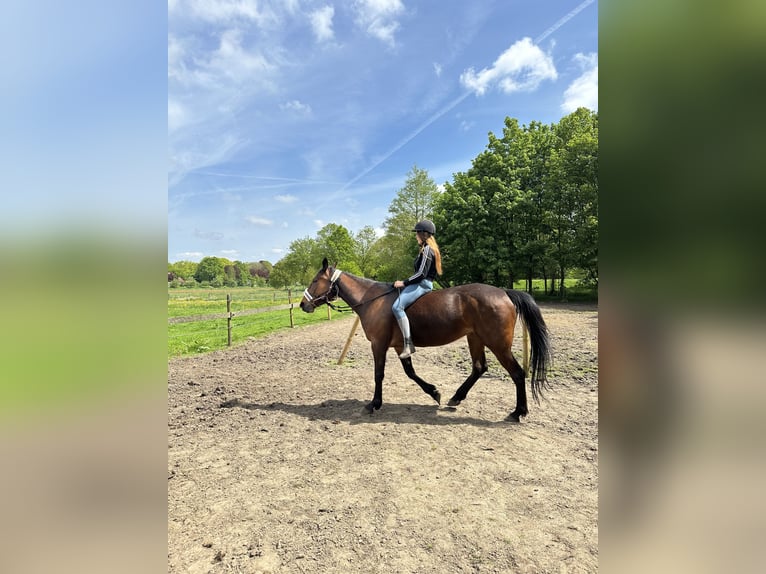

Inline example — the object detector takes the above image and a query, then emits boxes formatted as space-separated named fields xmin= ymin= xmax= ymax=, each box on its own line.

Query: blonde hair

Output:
xmin=424 ymin=235 xmax=442 ymax=275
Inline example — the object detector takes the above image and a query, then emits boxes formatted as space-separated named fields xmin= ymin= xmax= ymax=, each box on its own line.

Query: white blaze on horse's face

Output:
xmin=299 ymin=261 xmax=336 ymax=313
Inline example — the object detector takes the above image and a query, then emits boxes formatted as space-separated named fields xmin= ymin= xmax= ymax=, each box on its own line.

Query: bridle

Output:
xmin=302 ymin=268 xmax=343 ymax=309
xmin=303 ymin=268 xmax=395 ymax=312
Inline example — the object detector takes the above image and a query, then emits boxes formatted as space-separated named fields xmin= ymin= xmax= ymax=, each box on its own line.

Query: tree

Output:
xmin=194 ymin=256 xmax=226 ymax=283
xmin=315 ymin=223 xmax=362 ymax=275
xmin=168 ymin=260 xmax=198 ymax=281
xmin=269 ymin=236 xmax=317 ymax=287
xmin=354 ymin=225 xmax=381 ymax=277
xmin=544 ymin=108 xmax=599 ymax=294
xmin=434 ymin=110 xmax=598 ymax=293
xmin=249 ymin=261 xmax=271 ymax=283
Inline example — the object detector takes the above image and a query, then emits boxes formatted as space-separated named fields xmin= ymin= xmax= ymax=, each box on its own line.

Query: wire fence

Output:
xmin=168 ymin=288 xmax=339 ymax=357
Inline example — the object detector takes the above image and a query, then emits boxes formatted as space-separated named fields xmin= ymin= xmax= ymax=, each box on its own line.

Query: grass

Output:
xmin=509 ymin=278 xmax=597 ymax=302
xmin=168 ymin=286 xmax=348 ymax=358
xmin=167 ymin=279 xmax=595 ymax=359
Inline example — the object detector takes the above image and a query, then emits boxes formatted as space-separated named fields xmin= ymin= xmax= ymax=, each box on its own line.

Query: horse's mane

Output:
xmin=334 ymin=268 xmax=390 ymax=290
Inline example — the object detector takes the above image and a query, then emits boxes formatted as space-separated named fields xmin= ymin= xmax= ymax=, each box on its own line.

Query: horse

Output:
xmin=299 ymin=258 xmax=552 ymax=421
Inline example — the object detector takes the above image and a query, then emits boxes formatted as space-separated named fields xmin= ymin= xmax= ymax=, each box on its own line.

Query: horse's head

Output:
xmin=299 ymin=257 xmax=341 ymax=313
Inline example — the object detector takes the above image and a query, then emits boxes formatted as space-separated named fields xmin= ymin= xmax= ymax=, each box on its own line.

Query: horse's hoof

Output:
xmin=364 ymin=401 xmax=381 ymax=414
xmin=433 ymin=391 xmax=441 ymax=405
xmin=447 ymin=398 xmax=461 ymax=407
xmin=506 ymin=413 xmax=521 ymax=422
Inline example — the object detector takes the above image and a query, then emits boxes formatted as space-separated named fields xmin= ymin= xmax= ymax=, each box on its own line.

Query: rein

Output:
xmin=304 ymin=269 xmax=395 ymax=313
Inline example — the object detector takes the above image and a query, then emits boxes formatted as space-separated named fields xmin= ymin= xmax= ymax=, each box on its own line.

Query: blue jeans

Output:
xmin=392 ymin=280 xmax=433 ymax=319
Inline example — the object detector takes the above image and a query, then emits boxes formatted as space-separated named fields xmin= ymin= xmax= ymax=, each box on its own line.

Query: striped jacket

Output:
xmin=404 ymin=245 xmax=437 ymax=286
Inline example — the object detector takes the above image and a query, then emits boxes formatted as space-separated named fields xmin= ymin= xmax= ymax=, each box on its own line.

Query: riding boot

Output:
xmin=396 ymin=315 xmax=416 ymax=359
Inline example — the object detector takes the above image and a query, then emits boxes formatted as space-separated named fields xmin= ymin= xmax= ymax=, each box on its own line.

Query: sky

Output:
xmin=168 ymin=0 xmax=598 ymax=264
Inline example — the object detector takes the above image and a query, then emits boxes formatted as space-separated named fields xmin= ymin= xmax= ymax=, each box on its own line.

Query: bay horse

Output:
xmin=300 ymin=258 xmax=551 ymax=421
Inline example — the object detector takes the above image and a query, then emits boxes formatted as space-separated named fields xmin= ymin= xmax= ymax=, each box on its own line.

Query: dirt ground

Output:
xmin=168 ymin=303 xmax=598 ymax=573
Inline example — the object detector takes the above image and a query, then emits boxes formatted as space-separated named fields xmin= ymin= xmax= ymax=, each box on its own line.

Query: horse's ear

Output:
xmin=321 ymin=257 xmax=328 ymax=270
xmin=332 ymin=261 xmax=338 ymax=269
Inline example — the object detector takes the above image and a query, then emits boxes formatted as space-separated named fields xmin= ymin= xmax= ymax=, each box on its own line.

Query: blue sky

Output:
xmin=168 ymin=0 xmax=597 ymax=264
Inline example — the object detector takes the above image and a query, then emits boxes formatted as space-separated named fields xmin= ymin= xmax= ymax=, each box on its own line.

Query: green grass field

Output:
xmin=508 ymin=278 xmax=597 ymax=302
xmin=168 ymin=286 xmax=347 ymax=357
xmin=168 ymin=280 xmax=595 ymax=358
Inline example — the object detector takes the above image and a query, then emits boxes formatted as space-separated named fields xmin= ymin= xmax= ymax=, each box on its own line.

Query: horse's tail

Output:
xmin=506 ymin=290 xmax=552 ymax=403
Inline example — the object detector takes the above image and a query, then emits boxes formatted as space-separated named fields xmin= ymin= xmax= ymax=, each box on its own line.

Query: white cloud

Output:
xmin=246 ymin=216 xmax=273 ymax=226
xmin=168 ymin=99 xmax=185 ymax=132
xmin=177 ymin=251 xmax=204 ymax=260
xmin=220 ymin=249 xmax=239 ymax=256
xmin=460 ymin=37 xmax=557 ymax=95
xmin=310 ymin=6 xmax=335 ymax=42
xmin=271 ymin=248 xmax=284 ymax=254
xmin=171 ymin=28 xmax=274 ymax=90
xmin=207 ymin=29 xmax=273 ymax=85
xmin=561 ymin=52 xmax=598 ymax=113
xmin=274 ymin=194 xmax=298 ymax=203
xmin=313 ymin=219 xmax=325 ymax=228
xmin=185 ymin=0 xmax=271 ymax=25
xmin=280 ymin=99 xmax=312 ymax=114
xmin=194 ymin=229 xmax=224 ymax=240
xmin=168 ymin=25 xmax=278 ymax=186
xmin=353 ymin=0 xmax=405 ymax=47
xmin=433 ymin=62 xmax=442 ymax=77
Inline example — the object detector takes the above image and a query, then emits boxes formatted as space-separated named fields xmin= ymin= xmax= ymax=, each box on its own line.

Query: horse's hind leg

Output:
xmin=400 ymin=357 xmax=441 ymax=405
xmin=447 ymin=334 xmax=488 ymax=407
xmin=490 ymin=346 xmax=527 ymax=421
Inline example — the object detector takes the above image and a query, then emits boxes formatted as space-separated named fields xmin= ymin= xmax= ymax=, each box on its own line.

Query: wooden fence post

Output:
xmin=288 ymin=289 xmax=294 ymax=328
xmin=522 ymin=325 xmax=529 ymax=375
xmin=226 ymin=293 xmax=232 ymax=346
xmin=337 ymin=315 xmax=361 ymax=365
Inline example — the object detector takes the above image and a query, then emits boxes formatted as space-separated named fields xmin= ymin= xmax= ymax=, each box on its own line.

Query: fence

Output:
xmin=168 ymin=289 xmax=334 ymax=350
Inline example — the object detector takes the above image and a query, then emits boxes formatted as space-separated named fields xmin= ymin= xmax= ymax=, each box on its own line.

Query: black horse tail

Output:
xmin=506 ymin=290 xmax=552 ymax=403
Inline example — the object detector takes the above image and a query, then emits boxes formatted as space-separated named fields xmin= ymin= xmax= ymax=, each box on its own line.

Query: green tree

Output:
xmin=168 ymin=260 xmax=198 ymax=281
xmin=194 ymin=256 xmax=226 ymax=284
xmin=315 ymin=223 xmax=362 ymax=274
xmin=544 ymin=108 xmax=599 ymax=294
xmin=354 ymin=225 xmax=381 ymax=277
xmin=434 ymin=173 xmax=489 ymax=284
xmin=267 ymin=261 xmax=292 ymax=289
xmin=435 ymin=110 xmax=598 ymax=293
xmin=269 ymin=236 xmax=317 ymax=287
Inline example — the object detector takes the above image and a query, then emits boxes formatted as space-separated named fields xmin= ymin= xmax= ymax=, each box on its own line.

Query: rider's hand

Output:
xmin=394 ymin=280 xmax=405 ymax=289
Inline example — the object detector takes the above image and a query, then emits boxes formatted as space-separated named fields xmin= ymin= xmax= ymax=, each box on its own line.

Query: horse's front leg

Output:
xmin=400 ymin=357 xmax=441 ymax=405
xmin=365 ymin=343 xmax=387 ymax=413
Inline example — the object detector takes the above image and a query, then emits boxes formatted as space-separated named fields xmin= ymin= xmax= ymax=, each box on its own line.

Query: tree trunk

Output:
xmin=559 ymin=266 xmax=566 ymax=297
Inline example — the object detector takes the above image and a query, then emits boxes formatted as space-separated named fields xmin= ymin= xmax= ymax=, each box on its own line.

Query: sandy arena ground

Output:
xmin=168 ymin=303 xmax=598 ymax=573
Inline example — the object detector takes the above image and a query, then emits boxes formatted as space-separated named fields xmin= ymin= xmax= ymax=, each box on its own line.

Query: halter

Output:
xmin=303 ymin=268 xmax=343 ymax=309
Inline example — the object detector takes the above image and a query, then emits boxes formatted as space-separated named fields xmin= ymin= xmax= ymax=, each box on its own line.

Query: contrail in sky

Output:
xmin=535 ymin=0 xmax=596 ymax=44
xmin=339 ymin=0 xmax=596 ymax=194
xmin=338 ymin=91 xmax=471 ymax=194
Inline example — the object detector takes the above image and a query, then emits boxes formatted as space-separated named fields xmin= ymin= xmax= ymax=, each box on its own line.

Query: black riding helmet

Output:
xmin=412 ymin=220 xmax=436 ymax=235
